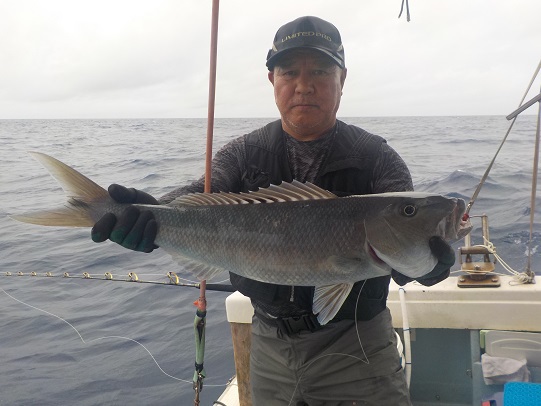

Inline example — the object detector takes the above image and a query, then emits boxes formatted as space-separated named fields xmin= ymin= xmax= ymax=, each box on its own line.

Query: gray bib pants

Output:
xmin=250 ymin=308 xmax=412 ymax=406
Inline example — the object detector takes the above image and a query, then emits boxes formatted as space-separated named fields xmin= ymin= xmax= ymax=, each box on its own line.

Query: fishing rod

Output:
xmin=3 ymin=270 xmax=235 ymax=292
xmin=193 ymin=1 xmax=220 ymax=404
xmin=463 ymin=58 xmax=541 ymax=220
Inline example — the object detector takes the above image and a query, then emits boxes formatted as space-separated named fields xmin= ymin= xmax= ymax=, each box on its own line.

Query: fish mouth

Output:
xmin=437 ymin=198 xmax=471 ymax=240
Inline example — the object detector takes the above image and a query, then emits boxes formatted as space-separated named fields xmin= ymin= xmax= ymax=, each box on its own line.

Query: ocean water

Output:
xmin=0 ymin=116 xmax=539 ymax=405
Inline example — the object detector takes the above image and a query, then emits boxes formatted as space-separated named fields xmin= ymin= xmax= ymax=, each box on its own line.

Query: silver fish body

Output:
xmin=12 ymin=152 xmax=467 ymax=324
xmin=150 ymin=193 xmax=462 ymax=285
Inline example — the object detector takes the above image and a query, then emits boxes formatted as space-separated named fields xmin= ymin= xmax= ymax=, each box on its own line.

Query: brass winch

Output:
xmin=457 ymin=214 xmax=500 ymax=287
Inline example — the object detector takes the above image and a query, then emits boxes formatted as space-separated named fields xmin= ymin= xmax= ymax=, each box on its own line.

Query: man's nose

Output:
xmin=295 ymin=71 xmax=314 ymax=94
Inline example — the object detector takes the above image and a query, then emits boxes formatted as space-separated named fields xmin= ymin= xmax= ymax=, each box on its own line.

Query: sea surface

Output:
xmin=0 ymin=116 xmax=539 ymax=405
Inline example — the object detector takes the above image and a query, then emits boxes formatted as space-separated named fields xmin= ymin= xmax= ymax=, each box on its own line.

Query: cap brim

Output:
xmin=266 ymin=46 xmax=345 ymax=70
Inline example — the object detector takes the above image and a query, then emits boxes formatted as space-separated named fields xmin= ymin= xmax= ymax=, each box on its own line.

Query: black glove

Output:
xmin=91 ymin=184 xmax=159 ymax=253
xmin=392 ymin=236 xmax=455 ymax=286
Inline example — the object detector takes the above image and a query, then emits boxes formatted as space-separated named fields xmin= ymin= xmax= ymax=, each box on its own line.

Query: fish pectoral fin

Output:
xmin=313 ymin=283 xmax=354 ymax=326
xmin=167 ymin=252 xmax=227 ymax=281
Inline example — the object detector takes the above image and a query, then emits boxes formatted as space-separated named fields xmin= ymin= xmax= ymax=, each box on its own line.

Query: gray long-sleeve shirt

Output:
xmin=159 ymin=123 xmax=413 ymax=203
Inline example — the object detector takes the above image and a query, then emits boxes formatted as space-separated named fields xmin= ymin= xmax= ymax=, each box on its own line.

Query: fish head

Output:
xmin=363 ymin=193 xmax=466 ymax=279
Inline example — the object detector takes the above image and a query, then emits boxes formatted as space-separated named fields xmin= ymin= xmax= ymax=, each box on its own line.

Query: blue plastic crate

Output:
xmin=503 ymin=382 xmax=541 ymax=406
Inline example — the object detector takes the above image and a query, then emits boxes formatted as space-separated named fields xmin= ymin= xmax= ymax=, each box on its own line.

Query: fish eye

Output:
xmin=402 ymin=204 xmax=417 ymax=217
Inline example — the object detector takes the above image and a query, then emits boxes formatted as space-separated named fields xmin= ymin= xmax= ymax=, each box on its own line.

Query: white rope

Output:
xmin=467 ymin=238 xmax=535 ymax=285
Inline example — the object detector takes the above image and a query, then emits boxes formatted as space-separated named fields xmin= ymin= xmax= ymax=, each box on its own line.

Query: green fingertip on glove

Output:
xmin=91 ymin=184 xmax=159 ymax=253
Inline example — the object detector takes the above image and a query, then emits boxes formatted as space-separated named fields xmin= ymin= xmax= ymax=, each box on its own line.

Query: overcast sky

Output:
xmin=1 ymin=0 xmax=540 ymax=119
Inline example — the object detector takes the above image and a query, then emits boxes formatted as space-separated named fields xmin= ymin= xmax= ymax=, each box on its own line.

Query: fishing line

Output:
xmin=0 ymin=287 xmax=228 ymax=388
xmin=398 ymin=0 xmax=411 ymax=21
xmin=286 ymin=280 xmax=370 ymax=406
xmin=353 ymin=279 xmax=370 ymax=365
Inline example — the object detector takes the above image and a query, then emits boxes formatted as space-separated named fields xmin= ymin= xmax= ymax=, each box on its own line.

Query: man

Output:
xmin=92 ymin=16 xmax=454 ymax=405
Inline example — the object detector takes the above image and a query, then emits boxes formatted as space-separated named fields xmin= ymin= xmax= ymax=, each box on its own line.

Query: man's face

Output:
xmin=268 ymin=49 xmax=347 ymax=141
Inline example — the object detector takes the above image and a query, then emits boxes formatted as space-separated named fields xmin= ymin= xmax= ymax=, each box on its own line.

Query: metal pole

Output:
xmin=526 ymin=87 xmax=541 ymax=277
xmin=506 ymin=92 xmax=541 ymax=120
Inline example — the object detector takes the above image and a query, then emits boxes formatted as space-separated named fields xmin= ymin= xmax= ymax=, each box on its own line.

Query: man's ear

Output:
xmin=268 ymin=70 xmax=275 ymax=85
xmin=340 ymin=68 xmax=347 ymax=88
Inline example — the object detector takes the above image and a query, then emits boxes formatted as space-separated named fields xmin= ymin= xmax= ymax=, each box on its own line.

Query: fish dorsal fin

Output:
xmin=167 ymin=180 xmax=336 ymax=207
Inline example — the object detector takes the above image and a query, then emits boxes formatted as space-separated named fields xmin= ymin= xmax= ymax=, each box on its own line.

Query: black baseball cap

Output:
xmin=266 ymin=16 xmax=345 ymax=70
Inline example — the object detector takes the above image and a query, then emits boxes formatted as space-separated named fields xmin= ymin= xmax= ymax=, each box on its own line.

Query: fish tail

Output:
xmin=10 ymin=152 xmax=109 ymax=227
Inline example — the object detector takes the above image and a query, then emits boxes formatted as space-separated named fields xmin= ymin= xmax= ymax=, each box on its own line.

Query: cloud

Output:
xmin=1 ymin=0 xmax=540 ymax=118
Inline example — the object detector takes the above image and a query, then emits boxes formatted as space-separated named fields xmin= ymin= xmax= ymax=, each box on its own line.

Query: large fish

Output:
xmin=12 ymin=152 xmax=467 ymax=324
